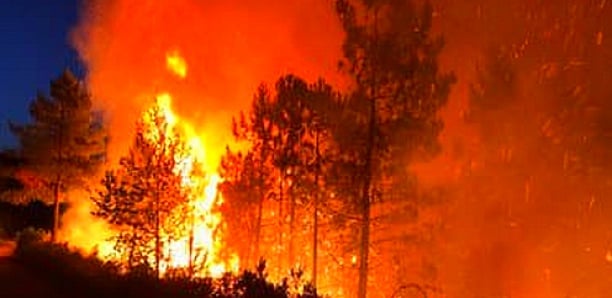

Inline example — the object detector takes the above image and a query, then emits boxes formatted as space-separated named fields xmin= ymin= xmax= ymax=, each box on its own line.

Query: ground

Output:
xmin=0 ymin=240 xmax=61 ymax=298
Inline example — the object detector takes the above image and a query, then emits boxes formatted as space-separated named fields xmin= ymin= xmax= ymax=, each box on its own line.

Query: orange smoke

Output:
xmin=63 ymin=0 xmax=344 ymax=278
xmin=71 ymin=0 xmax=344 ymax=166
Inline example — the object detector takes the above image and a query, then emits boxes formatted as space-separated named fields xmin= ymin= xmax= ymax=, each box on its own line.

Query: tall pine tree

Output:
xmin=222 ymin=85 xmax=276 ymax=269
xmin=10 ymin=70 xmax=106 ymax=242
xmin=333 ymin=1 xmax=455 ymax=297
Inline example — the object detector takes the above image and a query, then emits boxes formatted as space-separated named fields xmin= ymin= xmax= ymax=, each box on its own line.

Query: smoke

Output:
xmin=415 ymin=1 xmax=612 ymax=296
xmin=71 ymin=0 xmax=344 ymax=167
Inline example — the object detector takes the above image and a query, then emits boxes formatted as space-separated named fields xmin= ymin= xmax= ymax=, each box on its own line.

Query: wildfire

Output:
xmin=61 ymin=50 xmax=238 ymax=278
xmin=150 ymin=92 xmax=237 ymax=277
xmin=144 ymin=51 xmax=238 ymax=277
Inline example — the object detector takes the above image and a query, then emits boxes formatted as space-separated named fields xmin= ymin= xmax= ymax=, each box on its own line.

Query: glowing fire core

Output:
xmin=67 ymin=50 xmax=238 ymax=278
xmin=152 ymin=92 xmax=238 ymax=277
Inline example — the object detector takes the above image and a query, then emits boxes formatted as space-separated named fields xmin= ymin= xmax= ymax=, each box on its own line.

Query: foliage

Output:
xmin=333 ymin=0 xmax=455 ymax=296
xmin=13 ymin=235 xmax=323 ymax=298
xmin=220 ymin=74 xmax=352 ymax=289
xmin=221 ymin=84 xmax=277 ymax=268
xmin=8 ymin=70 xmax=107 ymax=241
xmin=0 ymin=149 xmax=27 ymax=203
xmin=16 ymin=227 xmax=50 ymax=246
xmin=218 ymin=149 xmax=263 ymax=265
xmin=92 ymin=104 xmax=191 ymax=275
xmin=0 ymin=201 xmax=54 ymax=237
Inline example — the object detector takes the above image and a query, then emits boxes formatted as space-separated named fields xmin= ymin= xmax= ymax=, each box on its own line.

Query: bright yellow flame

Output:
xmin=64 ymin=50 xmax=238 ymax=278
xmin=155 ymin=93 xmax=177 ymax=125
xmin=148 ymin=93 xmax=238 ymax=277
xmin=166 ymin=50 xmax=187 ymax=79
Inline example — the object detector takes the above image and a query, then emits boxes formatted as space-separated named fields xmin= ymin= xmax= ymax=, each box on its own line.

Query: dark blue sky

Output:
xmin=0 ymin=0 xmax=80 ymax=148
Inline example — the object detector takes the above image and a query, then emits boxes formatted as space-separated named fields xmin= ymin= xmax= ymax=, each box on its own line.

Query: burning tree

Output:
xmin=9 ymin=70 xmax=107 ymax=242
xmin=93 ymin=103 xmax=193 ymax=277
xmin=221 ymin=75 xmax=351 ymax=293
xmin=221 ymin=84 xmax=277 ymax=269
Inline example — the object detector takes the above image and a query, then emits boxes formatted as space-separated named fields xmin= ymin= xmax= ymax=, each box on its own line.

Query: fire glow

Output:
xmin=134 ymin=51 xmax=239 ymax=277
xmin=63 ymin=0 xmax=344 ymax=290
xmin=61 ymin=51 xmax=239 ymax=278
xmin=153 ymin=101 xmax=237 ymax=277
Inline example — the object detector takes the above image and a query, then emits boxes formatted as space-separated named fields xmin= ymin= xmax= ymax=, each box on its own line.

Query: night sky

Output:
xmin=0 ymin=0 xmax=80 ymax=148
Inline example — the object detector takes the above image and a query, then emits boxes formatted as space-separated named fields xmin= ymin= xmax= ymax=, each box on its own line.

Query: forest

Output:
xmin=1 ymin=0 xmax=611 ymax=297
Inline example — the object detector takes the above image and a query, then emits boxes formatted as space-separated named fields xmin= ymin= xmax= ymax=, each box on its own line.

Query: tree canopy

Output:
xmin=9 ymin=70 xmax=106 ymax=241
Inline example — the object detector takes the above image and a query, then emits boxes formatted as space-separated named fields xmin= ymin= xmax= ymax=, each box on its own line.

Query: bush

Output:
xmin=12 ymin=236 xmax=324 ymax=298
xmin=0 ymin=226 xmax=6 ymax=239
xmin=15 ymin=227 xmax=49 ymax=247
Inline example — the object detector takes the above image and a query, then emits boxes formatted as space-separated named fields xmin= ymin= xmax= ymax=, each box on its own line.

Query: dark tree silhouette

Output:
xmin=222 ymin=85 xmax=277 ymax=269
xmin=333 ymin=1 xmax=455 ymax=297
xmin=220 ymin=75 xmax=342 ymax=288
xmin=9 ymin=70 xmax=106 ymax=242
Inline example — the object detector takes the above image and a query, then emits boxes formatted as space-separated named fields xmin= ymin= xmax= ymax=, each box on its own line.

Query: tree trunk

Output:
xmin=155 ymin=189 xmax=161 ymax=279
xmin=253 ymin=154 xmax=266 ymax=269
xmin=52 ymin=98 xmax=65 ymax=243
xmin=357 ymin=93 xmax=377 ymax=298
xmin=312 ymin=130 xmax=320 ymax=288
xmin=277 ymin=172 xmax=284 ymax=277
xmin=289 ymin=185 xmax=295 ymax=268
xmin=188 ymin=205 xmax=195 ymax=276
xmin=357 ymin=190 xmax=371 ymax=298
xmin=51 ymin=177 xmax=61 ymax=242
xmin=253 ymin=187 xmax=264 ymax=268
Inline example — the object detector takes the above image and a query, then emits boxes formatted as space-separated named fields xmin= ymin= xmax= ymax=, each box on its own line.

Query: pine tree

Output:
xmin=333 ymin=1 xmax=455 ymax=297
xmin=93 ymin=104 xmax=190 ymax=277
xmin=221 ymin=77 xmax=342 ymax=286
xmin=0 ymin=149 xmax=26 ymax=199
xmin=10 ymin=70 xmax=106 ymax=242
xmin=303 ymin=79 xmax=339 ymax=289
xmin=219 ymin=149 xmax=262 ymax=266
xmin=271 ymin=75 xmax=311 ymax=270
xmin=222 ymin=85 xmax=276 ymax=269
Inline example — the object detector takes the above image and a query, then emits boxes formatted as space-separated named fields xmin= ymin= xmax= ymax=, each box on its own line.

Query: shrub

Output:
xmin=13 ymin=236 xmax=324 ymax=298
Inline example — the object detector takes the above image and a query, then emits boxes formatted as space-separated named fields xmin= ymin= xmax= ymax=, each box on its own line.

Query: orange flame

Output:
xmin=142 ymin=52 xmax=238 ymax=276
xmin=166 ymin=50 xmax=187 ymax=79
xmin=66 ymin=0 xmax=348 ymax=293
xmin=60 ymin=51 xmax=239 ymax=278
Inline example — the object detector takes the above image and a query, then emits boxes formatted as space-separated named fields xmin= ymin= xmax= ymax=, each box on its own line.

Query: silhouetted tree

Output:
xmin=0 ymin=149 xmax=24 ymax=196
xmin=10 ymin=70 xmax=106 ymax=242
xmin=221 ymin=76 xmax=343 ymax=286
xmin=270 ymin=75 xmax=312 ymax=270
xmin=219 ymin=149 xmax=263 ymax=266
xmin=334 ymin=1 xmax=455 ymax=297
xmin=297 ymin=79 xmax=338 ymax=289
xmin=221 ymin=85 xmax=276 ymax=269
